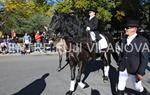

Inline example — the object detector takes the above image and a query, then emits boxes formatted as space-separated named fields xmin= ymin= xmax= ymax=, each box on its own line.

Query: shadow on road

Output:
xmin=12 ymin=73 xmax=50 ymax=95
xmin=91 ymin=89 xmax=101 ymax=95
xmin=82 ymin=59 xmax=119 ymax=95
xmin=82 ymin=60 xmax=103 ymax=82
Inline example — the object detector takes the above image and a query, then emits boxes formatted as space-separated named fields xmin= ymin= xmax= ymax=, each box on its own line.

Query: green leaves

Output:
xmin=75 ymin=0 xmax=89 ymax=9
xmin=1 ymin=0 xmax=148 ymax=33
xmin=53 ymin=0 xmax=120 ymax=22
xmin=97 ymin=7 xmax=112 ymax=22
xmin=0 ymin=0 xmax=51 ymax=34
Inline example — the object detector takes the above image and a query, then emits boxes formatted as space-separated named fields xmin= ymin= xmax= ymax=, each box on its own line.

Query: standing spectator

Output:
xmin=5 ymin=35 xmax=10 ymax=53
xmin=9 ymin=30 xmax=18 ymax=53
xmin=0 ymin=35 xmax=7 ymax=54
xmin=23 ymin=33 xmax=31 ymax=53
xmin=41 ymin=32 xmax=46 ymax=45
xmin=7 ymin=35 xmax=12 ymax=53
xmin=15 ymin=37 xmax=20 ymax=53
xmin=34 ymin=31 xmax=42 ymax=52
xmin=10 ymin=37 xmax=17 ymax=53
xmin=41 ymin=31 xmax=46 ymax=51
xmin=117 ymin=19 xmax=149 ymax=95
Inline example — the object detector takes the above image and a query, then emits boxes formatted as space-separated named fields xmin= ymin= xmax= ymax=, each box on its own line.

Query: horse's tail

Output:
xmin=102 ymin=32 xmax=119 ymax=63
xmin=102 ymin=32 xmax=115 ymax=51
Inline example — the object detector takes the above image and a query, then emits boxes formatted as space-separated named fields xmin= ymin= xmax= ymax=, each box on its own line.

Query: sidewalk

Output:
xmin=0 ymin=51 xmax=58 ymax=56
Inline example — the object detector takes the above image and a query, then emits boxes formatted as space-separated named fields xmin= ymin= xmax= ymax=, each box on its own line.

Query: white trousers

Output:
xmin=89 ymin=31 xmax=108 ymax=49
xmin=117 ymin=69 xmax=144 ymax=92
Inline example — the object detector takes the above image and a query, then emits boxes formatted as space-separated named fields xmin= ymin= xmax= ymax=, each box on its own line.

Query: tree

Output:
xmin=0 ymin=0 xmax=51 ymax=35
xmin=53 ymin=0 xmax=121 ymax=21
xmin=50 ymin=0 xmax=122 ymax=31
xmin=116 ymin=0 xmax=150 ymax=30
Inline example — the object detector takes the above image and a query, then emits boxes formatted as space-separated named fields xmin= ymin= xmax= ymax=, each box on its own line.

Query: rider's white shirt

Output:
xmin=89 ymin=16 xmax=95 ymax=20
xmin=127 ymin=33 xmax=137 ymax=45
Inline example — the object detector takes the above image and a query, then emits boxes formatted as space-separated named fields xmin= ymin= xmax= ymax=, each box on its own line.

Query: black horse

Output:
xmin=48 ymin=12 xmax=115 ymax=95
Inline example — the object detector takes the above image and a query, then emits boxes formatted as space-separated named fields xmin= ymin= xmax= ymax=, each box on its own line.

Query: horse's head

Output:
xmin=48 ymin=12 xmax=66 ymax=40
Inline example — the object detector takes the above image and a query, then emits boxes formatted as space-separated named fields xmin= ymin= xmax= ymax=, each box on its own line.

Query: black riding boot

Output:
xmin=95 ymin=31 xmax=102 ymax=41
xmin=117 ymin=90 xmax=124 ymax=95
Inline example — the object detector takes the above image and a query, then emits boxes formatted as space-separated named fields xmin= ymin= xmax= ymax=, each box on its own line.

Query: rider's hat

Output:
xmin=125 ymin=19 xmax=139 ymax=27
xmin=88 ymin=8 xmax=98 ymax=13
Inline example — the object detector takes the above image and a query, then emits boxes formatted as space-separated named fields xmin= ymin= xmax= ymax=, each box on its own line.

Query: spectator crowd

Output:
xmin=0 ymin=30 xmax=56 ymax=55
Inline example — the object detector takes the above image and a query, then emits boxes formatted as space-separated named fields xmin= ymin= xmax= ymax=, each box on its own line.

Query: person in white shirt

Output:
xmin=23 ymin=33 xmax=31 ymax=53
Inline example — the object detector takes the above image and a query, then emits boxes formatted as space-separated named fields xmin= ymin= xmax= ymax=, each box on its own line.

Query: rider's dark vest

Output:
xmin=118 ymin=35 xmax=149 ymax=76
xmin=86 ymin=16 xmax=101 ymax=40
xmin=86 ymin=16 xmax=98 ymax=31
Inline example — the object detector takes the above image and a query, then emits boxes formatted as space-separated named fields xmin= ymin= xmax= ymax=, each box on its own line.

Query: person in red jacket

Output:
xmin=34 ymin=31 xmax=42 ymax=52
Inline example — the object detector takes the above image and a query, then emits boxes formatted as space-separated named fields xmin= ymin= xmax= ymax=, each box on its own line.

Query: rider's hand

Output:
xmin=86 ymin=27 xmax=90 ymax=31
xmin=136 ymin=74 xmax=143 ymax=82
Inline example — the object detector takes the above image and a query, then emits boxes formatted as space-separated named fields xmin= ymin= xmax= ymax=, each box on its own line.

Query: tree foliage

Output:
xmin=114 ymin=0 xmax=150 ymax=27
xmin=53 ymin=0 xmax=121 ymax=22
xmin=0 ymin=0 xmax=51 ymax=35
xmin=0 ymin=0 xmax=149 ymax=35
xmin=53 ymin=0 xmax=149 ymax=30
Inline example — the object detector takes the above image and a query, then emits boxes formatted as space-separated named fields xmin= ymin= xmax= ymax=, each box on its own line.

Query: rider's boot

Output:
xmin=117 ymin=90 xmax=124 ymax=95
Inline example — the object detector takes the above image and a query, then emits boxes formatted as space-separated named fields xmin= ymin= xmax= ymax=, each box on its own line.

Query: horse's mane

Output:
xmin=56 ymin=13 xmax=88 ymax=42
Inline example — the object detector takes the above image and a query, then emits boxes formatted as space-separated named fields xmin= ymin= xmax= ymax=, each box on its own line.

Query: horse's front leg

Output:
xmin=57 ymin=49 xmax=63 ymax=71
xmin=76 ymin=61 xmax=88 ymax=89
xmin=66 ymin=62 xmax=76 ymax=95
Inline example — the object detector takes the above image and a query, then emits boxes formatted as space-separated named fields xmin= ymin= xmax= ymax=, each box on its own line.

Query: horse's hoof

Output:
xmin=66 ymin=91 xmax=73 ymax=95
xmin=78 ymin=82 xmax=89 ymax=89
xmin=103 ymin=76 xmax=109 ymax=83
xmin=56 ymin=68 xmax=61 ymax=72
xmin=83 ymin=82 xmax=89 ymax=89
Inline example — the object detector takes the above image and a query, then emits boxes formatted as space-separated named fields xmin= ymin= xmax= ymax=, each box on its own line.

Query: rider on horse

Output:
xmin=86 ymin=8 xmax=102 ymax=42
xmin=85 ymin=8 xmax=110 ymax=81
xmin=85 ymin=8 xmax=108 ymax=51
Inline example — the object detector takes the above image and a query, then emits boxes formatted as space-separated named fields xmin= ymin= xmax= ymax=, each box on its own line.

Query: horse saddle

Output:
xmin=97 ymin=34 xmax=108 ymax=49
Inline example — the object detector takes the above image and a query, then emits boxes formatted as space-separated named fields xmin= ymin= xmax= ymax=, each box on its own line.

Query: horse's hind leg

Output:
xmin=102 ymin=52 xmax=111 ymax=82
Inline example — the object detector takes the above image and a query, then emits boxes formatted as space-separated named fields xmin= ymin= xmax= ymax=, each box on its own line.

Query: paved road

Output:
xmin=0 ymin=54 xmax=149 ymax=95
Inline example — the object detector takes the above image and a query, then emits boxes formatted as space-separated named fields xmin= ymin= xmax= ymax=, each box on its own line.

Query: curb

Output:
xmin=0 ymin=52 xmax=58 ymax=57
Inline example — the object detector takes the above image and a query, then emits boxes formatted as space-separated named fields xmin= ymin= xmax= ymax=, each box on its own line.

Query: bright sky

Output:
xmin=46 ymin=0 xmax=61 ymax=5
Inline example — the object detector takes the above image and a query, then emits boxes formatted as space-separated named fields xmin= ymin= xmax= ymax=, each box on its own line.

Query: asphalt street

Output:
xmin=0 ymin=54 xmax=149 ymax=95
